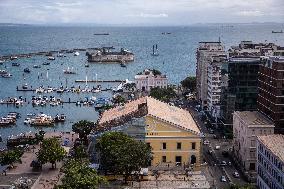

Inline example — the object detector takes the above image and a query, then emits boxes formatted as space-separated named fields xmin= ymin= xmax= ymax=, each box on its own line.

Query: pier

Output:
xmin=0 ymin=47 xmax=106 ymax=61
xmin=75 ymin=79 xmax=123 ymax=83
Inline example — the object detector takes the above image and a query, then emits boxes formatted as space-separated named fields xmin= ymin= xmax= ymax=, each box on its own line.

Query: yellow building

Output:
xmin=96 ymin=96 xmax=201 ymax=169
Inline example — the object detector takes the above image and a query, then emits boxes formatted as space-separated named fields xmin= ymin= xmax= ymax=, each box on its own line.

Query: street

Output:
xmin=178 ymin=98 xmax=249 ymax=189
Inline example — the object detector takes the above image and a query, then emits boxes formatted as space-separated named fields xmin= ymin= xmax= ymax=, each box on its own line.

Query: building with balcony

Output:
xmin=134 ymin=69 xmax=168 ymax=92
xmin=196 ymin=41 xmax=225 ymax=109
xmin=233 ymin=111 xmax=274 ymax=181
xmin=257 ymin=134 xmax=284 ymax=189
xmin=258 ymin=56 xmax=284 ymax=134
xmin=207 ymin=55 xmax=227 ymax=119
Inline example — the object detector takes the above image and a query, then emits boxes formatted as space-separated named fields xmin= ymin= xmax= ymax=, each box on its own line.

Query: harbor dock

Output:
xmin=75 ymin=79 xmax=123 ymax=83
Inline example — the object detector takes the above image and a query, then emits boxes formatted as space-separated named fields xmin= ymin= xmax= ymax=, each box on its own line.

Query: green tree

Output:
xmin=112 ymin=95 xmax=126 ymax=104
xmin=37 ymin=138 xmax=66 ymax=169
xmin=73 ymin=145 xmax=88 ymax=160
xmin=0 ymin=149 xmax=23 ymax=165
xmin=150 ymin=87 xmax=176 ymax=102
xmin=96 ymin=132 xmax=152 ymax=183
xmin=180 ymin=76 xmax=196 ymax=92
xmin=72 ymin=120 xmax=94 ymax=144
xmin=56 ymin=159 xmax=106 ymax=189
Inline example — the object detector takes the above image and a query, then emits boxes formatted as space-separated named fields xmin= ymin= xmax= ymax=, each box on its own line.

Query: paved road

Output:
xmin=178 ymin=98 xmax=248 ymax=188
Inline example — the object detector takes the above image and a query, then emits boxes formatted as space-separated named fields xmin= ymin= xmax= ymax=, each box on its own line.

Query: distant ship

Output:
xmin=94 ymin=33 xmax=109 ymax=35
xmin=272 ymin=30 xmax=283 ymax=33
xmin=86 ymin=47 xmax=134 ymax=63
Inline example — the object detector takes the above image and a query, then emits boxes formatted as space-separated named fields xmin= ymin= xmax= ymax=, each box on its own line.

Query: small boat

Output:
xmin=47 ymin=56 xmax=55 ymax=60
xmin=42 ymin=62 xmax=50 ymax=65
xmin=12 ymin=63 xmax=20 ymax=67
xmin=36 ymin=87 xmax=45 ymax=93
xmin=56 ymin=88 xmax=64 ymax=93
xmin=24 ymin=118 xmax=32 ymax=125
xmin=1 ymin=73 xmax=12 ymax=78
xmin=85 ymin=64 xmax=89 ymax=67
xmin=63 ymin=67 xmax=76 ymax=74
xmin=54 ymin=114 xmax=66 ymax=122
xmin=0 ymin=70 xmax=8 ymax=75
xmin=22 ymin=83 xmax=28 ymax=90
xmin=57 ymin=53 xmax=64 ymax=57
xmin=24 ymin=68 xmax=30 ymax=73
xmin=33 ymin=65 xmax=41 ymax=68
xmin=74 ymin=51 xmax=80 ymax=56
xmin=272 ymin=30 xmax=283 ymax=33
xmin=10 ymin=56 xmax=18 ymax=60
xmin=0 ymin=60 xmax=5 ymax=64
xmin=120 ymin=62 xmax=126 ymax=67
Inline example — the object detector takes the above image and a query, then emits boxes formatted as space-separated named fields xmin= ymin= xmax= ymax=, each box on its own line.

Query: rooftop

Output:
xmin=229 ymin=57 xmax=260 ymax=63
xmin=234 ymin=111 xmax=274 ymax=127
xmin=98 ymin=96 xmax=200 ymax=134
xmin=257 ymin=135 xmax=284 ymax=163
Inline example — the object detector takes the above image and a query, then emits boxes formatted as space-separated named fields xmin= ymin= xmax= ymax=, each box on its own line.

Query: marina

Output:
xmin=0 ymin=24 xmax=283 ymax=149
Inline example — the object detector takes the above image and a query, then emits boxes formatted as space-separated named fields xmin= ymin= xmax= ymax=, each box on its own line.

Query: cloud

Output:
xmin=0 ymin=0 xmax=283 ymax=25
xmin=235 ymin=10 xmax=264 ymax=17
xmin=126 ymin=13 xmax=168 ymax=18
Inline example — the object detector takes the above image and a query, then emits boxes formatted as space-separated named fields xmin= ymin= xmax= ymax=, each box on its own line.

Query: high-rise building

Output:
xmin=258 ymin=56 xmax=284 ymax=133
xmin=196 ymin=42 xmax=225 ymax=109
xmin=207 ymin=55 xmax=227 ymax=119
xmin=221 ymin=57 xmax=261 ymax=124
xmin=257 ymin=134 xmax=284 ymax=189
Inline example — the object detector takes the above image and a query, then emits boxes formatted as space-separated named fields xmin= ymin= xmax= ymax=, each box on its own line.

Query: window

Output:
xmin=177 ymin=142 xmax=181 ymax=150
xmin=175 ymin=156 xmax=182 ymax=165
xmin=162 ymin=156 xmax=166 ymax=163
xmin=192 ymin=142 xmax=196 ymax=150
xmin=162 ymin=143 xmax=167 ymax=150
xmin=249 ymin=163 xmax=255 ymax=171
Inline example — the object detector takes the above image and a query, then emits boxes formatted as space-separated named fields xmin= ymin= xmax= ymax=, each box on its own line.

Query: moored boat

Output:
xmin=12 ymin=63 xmax=20 ymax=67
xmin=24 ymin=68 xmax=30 ymax=73
xmin=47 ymin=56 xmax=55 ymax=60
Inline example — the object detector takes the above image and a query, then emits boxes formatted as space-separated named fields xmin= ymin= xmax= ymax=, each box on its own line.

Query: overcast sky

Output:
xmin=0 ymin=0 xmax=283 ymax=25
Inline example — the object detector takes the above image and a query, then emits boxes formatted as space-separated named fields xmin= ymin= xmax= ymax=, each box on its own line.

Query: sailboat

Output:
xmin=63 ymin=67 xmax=76 ymax=74
xmin=151 ymin=44 xmax=159 ymax=56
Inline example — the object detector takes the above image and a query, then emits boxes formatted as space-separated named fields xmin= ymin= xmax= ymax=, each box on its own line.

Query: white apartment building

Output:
xmin=233 ymin=111 xmax=274 ymax=180
xmin=207 ymin=55 xmax=226 ymax=118
xmin=196 ymin=41 xmax=225 ymax=109
xmin=134 ymin=69 xmax=168 ymax=92
xmin=257 ymin=135 xmax=284 ymax=189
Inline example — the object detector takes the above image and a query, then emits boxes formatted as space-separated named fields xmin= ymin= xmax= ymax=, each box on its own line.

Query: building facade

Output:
xmin=221 ymin=58 xmax=261 ymax=124
xmin=258 ymin=57 xmax=284 ymax=134
xmin=257 ymin=135 xmax=284 ymax=189
xmin=233 ymin=111 xmax=274 ymax=180
xmin=196 ymin=41 xmax=225 ymax=109
xmin=92 ymin=96 xmax=202 ymax=169
xmin=207 ymin=55 xmax=226 ymax=119
xmin=134 ymin=69 xmax=168 ymax=92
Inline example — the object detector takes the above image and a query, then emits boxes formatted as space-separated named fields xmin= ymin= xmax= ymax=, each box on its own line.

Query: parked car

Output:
xmin=208 ymin=149 xmax=213 ymax=155
xmin=221 ymin=161 xmax=227 ymax=166
xmin=233 ymin=171 xmax=240 ymax=178
xmin=220 ymin=176 xmax=227 ymax=182
xmin=209 ymin=129 xmax=214 ymax=134
xmin=203 ymin=140 xmax=210 ymax=145
xmin=215 ymin=145 xmax=220 ymax=150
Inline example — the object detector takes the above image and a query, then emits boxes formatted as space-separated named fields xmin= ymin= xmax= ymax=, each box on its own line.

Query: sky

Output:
xmin=0 ymin=0 xmax=283 ymax=25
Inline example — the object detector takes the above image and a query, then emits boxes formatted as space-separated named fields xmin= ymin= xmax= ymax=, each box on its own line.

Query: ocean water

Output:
xmin=0 ymin=24 xmax=284 ymax=145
